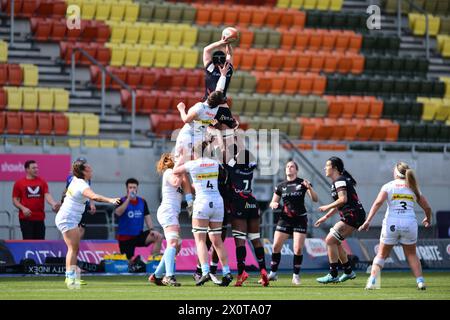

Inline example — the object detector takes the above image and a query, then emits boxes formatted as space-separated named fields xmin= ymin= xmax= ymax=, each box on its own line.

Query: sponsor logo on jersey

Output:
xmin=295 ymin=184 xmax=303 ymax=190
xmin=392 ymin=194 xmax=414 ymax=201
xmin=127 ymin=210 xmax=143 ymax=219
xmin=27 ymin=186 xmax=41 ymax=198
xmin=195 ymin=172 xmax=218 ymax=180
xmin=244 ymin=202 xmax=257 ymax=209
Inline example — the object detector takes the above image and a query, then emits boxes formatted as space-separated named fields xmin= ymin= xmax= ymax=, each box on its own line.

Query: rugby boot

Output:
xmin=316 ymin=273 xmax=339 ymax=284
xmin=338 ymin=271 xmax=356 ymax=283
xmin=234 ymin=271 xmax=249 ymax=287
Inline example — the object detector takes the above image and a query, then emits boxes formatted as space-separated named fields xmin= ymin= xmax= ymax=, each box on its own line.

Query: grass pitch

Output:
xmin=1 ymin=271 xmax=449 ymax=300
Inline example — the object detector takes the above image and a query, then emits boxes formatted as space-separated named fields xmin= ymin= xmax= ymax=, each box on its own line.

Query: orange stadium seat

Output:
xmin=93 ymin=44 xmax=111 ymax=65
xmin=157 ymin=68 xmax=174 ymax=90
xmin=326 ymin=118 xmax=345 ymax=140
xmin=309 ymin=29 xmax=324 ymax=51
xmin=53 ymin=113 xmax=68 ymax=135
xmin=325 ymin=96 xmax=343 ymax=118
xmin=50 ymin=18 xmax=66 ymax=41
xmin=21 ymin=0 xmax=38 ymax=18
xmin=265 ymin=8 xmax=282 ymax=27
xmin=280 ymin=28 xmax=296 ymax=50
xmin=31 ymin=17 xmax=51 ymax=41
xmin=77 ymin=42 xmax=96 ymax=66
xmin=323 ymin=52 xmax=339 ymax=73
xmin=237 ymin=6 xmax=252 ymax=28
xmin=315 ymin=118 xmax=333 ymax=140
xmin=337 ymin=53 xmax=353 ymax=73
xmin=37 ymin=112 xmax=53 ymax=135
xmin=155 ymin=91 xmax=173 ymax=113
xmin=354 ymin=118 xmax=374 ymax=141
xmin=185 ymin=69 xmax=203 ymax=92
xmin=310 ymin=51 xmax=325 ymax=72
xmin=295 ymin=29 xmax=310 ymax=51
xmin=292 ymin=10 xmax=306 ymax=29
xmin=322 ymin=30 xmax=337 ymax=52
xmin=150 ymin=114 xmax=171 ymax=137
xmin=268 ymin=71 xmax=286 ymax=94
xmin=353 ymin=96 xmax=370 ymax=119
xmin=224 ymin=6 xmax=239 ymax=25
xmin=251 ymin=7 xmax=269 ymax=28
xmin=298 ymin=73 xmax=314 ymax=95
xmin=254 ymin=71 xmax=272 ymax=94
xmin=268 ymin=50 xmax=285 ymax=71
xmin=0 ymin=111 xmax=5 ymax=132
xmin=0 ymin=64 xmax=7 ymax=85
xmin=297 ymin=51 xmax=312 ymax=72
xmin=282 ymin=50 xmax=298 ymax=72
xmin=141 ymin=69 xmax=158 ymax=89
xmin=338 ymin=118 xmax=357 ymax=141
xmin=335 ymin=31 xmax=351 ymax=52
xmin=126 ymin=67 xmax=143 ymax=89
xmin=368 ymin=97 xmax=383 ymax=119
xmin=141 ymin=90 xmax=157 ymax=114
xmin=238 ymin=28 xmax=254 ymax=49
xmin=350 ymin=53 xmax=365 ymax=74
xmin=348 ymin=33 xmax=363 ymax=53
xmin=279 ymin=9 xmax=295 ymax=29
xmin=284 ymin=73 xmax=300 ymax=95
xmin=171 ymin=69 xmax=188 ymax=91
xmin=90 ymin=65 xmax=111 ymax=88
xmin=21 ymin=112 xmax=37 ymax=135
xmin=370 ymin=119 xmax=387 ymax=141
xmin=239 ymin=49 xmax=257 ymax=71
xmin=385 ymin=120 xmax=400 ymax=141
xmin=195 ymin=4 xmax=212 ymax=26
xmin=312 ymin=74 xmax=326 ymax=95
xmin=339 ymin=96 xmax=356 ymax=118
xmin=210 ymin=7 xmax=225 ymax=26
xmin=254 ymin=49 xmax=272 ymax=71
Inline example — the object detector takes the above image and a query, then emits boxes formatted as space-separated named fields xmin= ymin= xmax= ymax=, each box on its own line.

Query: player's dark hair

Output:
xmin=207 ymin=91 xmax=224 ymax=108
xmin=126 ymin=178 xmax=139 ymax=186
xmin=328 ymin=156 xmax=357 ymax=186
xmin=286 ymin=159 xmax=298 ymax=171
xmin=212 ymin=50 xmax=226 ymax=65
xmin=24 ymin=160 xmax=36 ymax=169
xmin=72 ymin=159 xmax=87 ymax=179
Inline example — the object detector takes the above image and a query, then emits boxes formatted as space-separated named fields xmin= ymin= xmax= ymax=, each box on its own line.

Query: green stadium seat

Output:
xmin=382 ymin=98 xmax=397 ymax=119
xmin=243 ymin=95 xmax=259 ymax=116
xmin=300 ymin=95 xmax=315 ymax=117
xmin=333 ymin=12 xmax=347 ymax=29
xmin=139 ymin=3 xmax=155 ymax=22
xmin=252 ymin=28 xmax=269 ymax=49
xmin=407 ymin=77 xmax=422 ymax=95
xmin=390 ymin=56 xmax=405 ymax=76
xmin=196 ymin=26 xmax=213 ymax=48
xmin=181 ymin=4 xmax=197 ymax=24
xmin=242 ymin=73 xmax=257 ymax=94
xmin=364 ymin=54 xmax=378 ymax=74
xmin=271 ymin=94 xmax=288 ymax=117
xmin=416 ymin=57 xmax=428 ymax=76
xmin=267 ymin=29 xmax=281 ymax=49
xmin=354 ymin=74 xmax=368 ymax=93
xmin=167 ymin=3 xmax=184 ymax=23
xmin=397 ymin=100 xmax=410 ymax=121
xmin=381 ymin=76 xmax=395 ymax=95
xmin=346 ymin=13 xmax=361 ymax=31
xmin=438 ymin=124 xmax=450 ymax=142
xmin=368 ymin=76 xmax=382 ymax=94
xmin=398 ymin=122 xmax=413 ymax=141
xmin=388 ymin=36 xmax=400 ymax=53
xmin=412 ymin=122 xmax=427 ymax=142
xmin=410 ymin=101 xmax=423 ymax=121
xmin=319 ymin=11 xmax=333 ymax=28
xmin=230 ymin=93 xmax=245 ymax=114
xmin=394 ymin=77 xmax=409 ymax=96
xmin=325 ymin=74 xmax=341 ymax=94
xmin=258 ymin=95 xmax=274 ymax=116
xmin=228 ymin=71 xmax=244 ymax=94
xmin=420 ymin=79 xmax=434 ymax=96
xmin=433 ymin=81 xmax=446 ymax=97
xmin=305 ymin=11 xmax=321 ymax=28
xmin=286 ymin=95 xmax=302 ymax=116
xmin=425 ymin=122 xmax=441 ymax=142
xmin=314 ymin=97 xmax=328 ymax=117
xmin=153 ymin=2 xmax=169 ymax=23
xmin=362 ymin=34 xmax=377 ymax=52
xmin=403 ymin=55 xmax=417 ymax=76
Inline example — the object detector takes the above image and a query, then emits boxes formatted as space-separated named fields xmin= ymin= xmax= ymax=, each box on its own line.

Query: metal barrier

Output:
xmin=70 ymin=48 xmax=137 ymax=141
xmin=0 ymin=210 xmax=14 ymax=239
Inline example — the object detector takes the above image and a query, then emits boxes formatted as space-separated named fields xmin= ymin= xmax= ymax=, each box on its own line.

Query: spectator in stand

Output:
xmin=12 ymin=160 xmax=60 ymax=239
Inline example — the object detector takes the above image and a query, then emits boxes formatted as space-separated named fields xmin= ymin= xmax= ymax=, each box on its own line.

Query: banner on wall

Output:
xmin=0 ymin=154 xmax=71 ymax=181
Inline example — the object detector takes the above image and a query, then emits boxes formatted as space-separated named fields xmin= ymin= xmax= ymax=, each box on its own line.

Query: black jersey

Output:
xmin=203 ymin=61 xmax=233 ymax=101
xmin=215 ymin=106 xmax=236 ymax=128
xmin=223 ymin=157 xmax=257 ymax=197
xmin=275 ymin=178 xmax=309 ymax=218
xmin=331 ymin=175 xmax=365 ymax=213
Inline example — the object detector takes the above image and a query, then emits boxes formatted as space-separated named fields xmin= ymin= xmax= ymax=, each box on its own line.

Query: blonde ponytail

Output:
xmin=405 ymin=169 xmax=421 ymax=200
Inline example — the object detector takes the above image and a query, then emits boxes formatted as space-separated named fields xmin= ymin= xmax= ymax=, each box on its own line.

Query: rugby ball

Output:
xmin=222 ymin=27 xmax=239 ymax=43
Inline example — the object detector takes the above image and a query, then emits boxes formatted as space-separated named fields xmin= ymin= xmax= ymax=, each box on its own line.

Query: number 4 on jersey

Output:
xmin=206 ymin=181 xmax=214 ymax=190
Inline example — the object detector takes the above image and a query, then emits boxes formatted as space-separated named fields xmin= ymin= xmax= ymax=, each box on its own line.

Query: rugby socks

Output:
xmin=270 ymin=252 xmax=281 ymax=272
xmin=254 ymin=246 xmax=267 ymax=271
xmin=201 ymin=263 xmax=210 ymax=276
xmin=222 ymin=265 xmax=231 ymax=276
xmin=185 ymin=193 xmax=193 ymax=203
xmin=293 ymin=254 xmax=303 ymax=275
xmin=342 ymin=260 xmax=353 ymax=275
xmin=65 ymin=269 xmax=75 ymax=280
xmin=236 ymin=246 xmax=246 ymax=275
xmin=330 ymin=262 xmax=339 ymax=278
xmin=195 ymin=264 xmax=202 ymax=275
xmin=416 ymin=276 xmax=425 ymax=284
xmin=210 ymin=262 xmax=218 ymax=274
xmin=164 ymin=246 xmax=176 ymax=277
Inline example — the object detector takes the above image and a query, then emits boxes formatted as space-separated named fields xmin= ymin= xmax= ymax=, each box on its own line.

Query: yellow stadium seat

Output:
xmin=442 ymin=38 xmax=450 ymax=58
xmin=435 ymin=99 xmax=450 ymax=121
xmin=437 ymin=34 xmax=447 ymax=52
xmin=137 ymin=22 xmax=154 ymax=45
xmin=81 ymin=0 xmax=97 ymax=20
xmin=408 ymin=13 xmax=419 ymax=31
xmin=418 ymin=97 xmax=438 ymax=121
xmin=118 ymin=140 xmax=130 ymax=148
xmin=95 ymin=1 xmax=111 ymax=21
xmin=38 ymin=88 xmax=54 ymax=111
xmin=20 ymin=64 xmax=39 ymax=87
xmin=139 ymin=45 xmax=156 ymax=67
xmin=168 ymin=24 xmax=183 ymax=47
xmin=410 ymin=14 xmax=439 ymax=36
xmin=290 ymin=0 xmax=304 ymax=9
xmin=182 ymin=48 xmax=199 ymax=69
xmin=276 ymin=0 xmax=291 ymax=8
xmin=440 ymin=77 xmax=450 ymax=98
xmin=99 ymin=139 xmax=116 ymax=148
xmin=110 ymin=1 xmax=126 ymax=22
xmin=124 ymin=23 xmax=140 ymax=44
xmin=68 ymin=139 xmax=81 ymax=148
xmin=303 ymin=0 xmax=317 ymax=9
xmin=82 ymin=113 xmax=100 ymax=136
xmin=316 ymin=0 xmax=331 ymax=10
xmin=429 ymin=15 xmax=441 ymax=36
xmin=0 ymin=40 xmax=8 ymax=62
xmin=5 ymin=87 xmax=22 ymax=110
xmin=154 ymin=46 xmax=170 ymax=68
xmin=329 ymin=0 xmax=343 ymax=11
xmin=181 ymin=25 xmax=198 ymax=48
xmin=54 ymin=88 xmax=69 ymax=112
xmin=108 ymin=21 xmax=126 ymax=43
xmin=106 ymin=43 xmax=125 ymax=66
xmin=124 ymin=2 xmax=139 ymax=23
xmin=84 ymin=139 xmax=100 ymax=148
xmin=153 ymin=24 xmax=169 ymax=46
xmin=124 ymin=44 xmax=140 ymax=67
xmin=168 ymin=47 xmax=184 ymax=68
xmin=22 ymin=88 xmax=38 ymax=111
xmin=65 ymin=113 xmax=84 ymax=136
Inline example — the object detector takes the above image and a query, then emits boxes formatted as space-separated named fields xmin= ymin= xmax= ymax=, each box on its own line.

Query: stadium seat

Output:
xmin=82 ymin=113 xmax=99 ymax=136
xmin=52 ymin=113 xmax=68 ymax=135
xmin=108 ymin=21 xmax=126 ymax=43
xmin=5 ymin=87 xmax=22 ymax=110
xmin=5 ymin=111 xmax=22 ymax=134
xmin=8 ymin=64 xmax=23 ymax=86
xmin=65 ymin=112 xmax=83 ymax=136
xmin=21 ymin=112 xmax=37 ymax=135
xmin=110 ymin=1 xmax=126 ymax=22
xmin=0 ymin=88 xmax=6 ymax=110
xmin=53 ymin=88 xmax=69 ymax=111
xmin=0 ymin=40 xmax=7 ymax=62
xmin=124 ymin=2 xmax=139 ymax=23
xmin=22 ymin=88 xmax=38 ymax=111
xmin=0 ymin=111 xmax=6 ymax=132
xmin=80 ymin=0 xmax=96 ymax=20
xmin=182 ymin=25 xmax=198 ymax=48
xmin=37 ymin=88 xmax=53 ymax=111
xmin=20 ymin=64 xmax=38 ymax=87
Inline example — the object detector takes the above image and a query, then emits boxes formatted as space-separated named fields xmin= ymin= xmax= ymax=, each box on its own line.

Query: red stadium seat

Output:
xmin=66 ymin=18 xmax=83 ymax=41
xmin=21 ymin=112 xmax=37 ymax=135
xmin=0 ymin=64 xmax=7 ymax=85
xmin=2 ymin=0 xmax=23 ymax=16
xmin=0 ymin=88 xmax=6 ymax=110
xmin=5 ymin=111 xmax=22 ymax=134
xmin=126 ymin=67 xmax=143 ymax=89
xmin=31 ymin=17 xmax=52 ymax=41
xmin=21 ymin=0 xmax=38 ymax=18
xmin=37 ymin=112 xmax=53 ymax=135
xmin=141 ymin=69 xmax=158 ymax=89
xmin=141 ymin=90 xmax=157 ymax=114
xmin=0 ymin=111 xmax=5 ymax=133
xmin=53 ymin=113 xmax=68 ymax=135
xmin=7 ymin=64 xmax=23 ymax=86
xmin=36 ymin=0 xmax=66 ymax=18
xmin=107 ymin=66 xmax=127 ymax=90
xmin=171 ymin=69 xmax=187 ymax=91
xmin=155 ymin=91 xmax=173 ymax=113
xmin=90 ymin=65 xmax=112 ymax=88
xmin=93 ymin=44 xmax=111 ymax=65
xmin=77 ymin=42 xmax=97 ymax=66
xmin=80 ymin=20 xmax=98 ymax=42
xmin=185 ymin=69 xmax=202 ymax=92
xmin=50 ymin=18 xmax=67 ymax=41
xmin=96 ymin=22 xmax=111 ymax=43
xmin=157 ymin=69 xmax=174 ymax=91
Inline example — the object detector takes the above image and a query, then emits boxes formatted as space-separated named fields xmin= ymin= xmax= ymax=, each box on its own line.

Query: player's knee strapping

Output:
xmin=373 ymin=256 xmax=385 ymax=268
xmin=232 ymin=229 xmax=247 ymax=240
xmin=247 ymin=232 xmax=260 ymax=241
xmin=165 ymin=231 xmax=181 ymax=245
xmin=329 ymin=227 xmax=345 ymax=243
xmin=208 ymin=227 xmax=223 ymax=235
xmin=192 ymin=227 xmax=208 ymax=234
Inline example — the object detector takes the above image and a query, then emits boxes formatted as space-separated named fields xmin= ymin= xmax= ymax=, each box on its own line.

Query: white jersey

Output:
xmin=381 ymin=179 xmax=417 ymax=220
xmin=178 ymin=102 xmax=219 ymax=139
xmin=184 ymin=157 xmax=221 ymax=200
xmin=56 ymin=177 xmax=90 ymax=224
xmin=160 ymin=169 xmax=182 ymax=211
